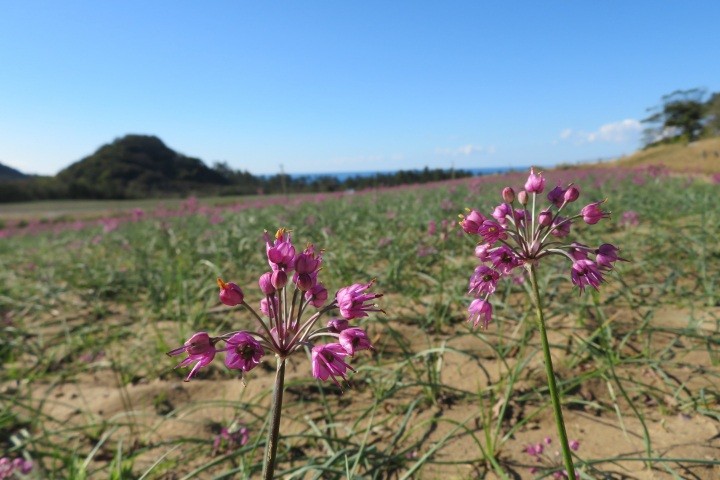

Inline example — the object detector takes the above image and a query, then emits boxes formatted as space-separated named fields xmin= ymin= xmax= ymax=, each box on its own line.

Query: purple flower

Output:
xmin=568 ymin=242 xmax=590 ymax=261
xmin=336 ymin=281 xmax=383 ymax=319
xmin=459 ymin=209 xmax=487 ymax=235
xmin=489 ymin=245 xmax=521 ymax=274
xmin=167 ymin=332 xmax=217 ymax=382
xmin=305 ymin=283 xmax=328 ymax=308
xmin=327 ymin=318 xmax=349 ymax=333
xmin=468 ymin=298 xmax=493 ymax=329
xmin=525 ymin=167 xmax=546 ymax=194
xmin=619 ymin=210 xmax=639 ymax=227
xmin=217 ymin=278 xmax=244 ymax=306
xmin=478 ymin=220 xmax=508 ymax=244
xmin=212 ymin=426 xmax=250 ymax=455
xmin=517 ymin=190 xmax=529 ymax=205
xmin=595 ymin=243 xmax=623 ymax=270
xmin=311 ymin=343 xmax=354 ymax=387
xmin=271 ymin=270 xmax=288 ymax=289
xmin=502 ymin=187 xmax=515 ymax=203
xmin=547 ymin=185 xmax=566 ymax=207
xmin=474 ymin=243 xmax=491 ymax=261
xmin=569 ymin=439 xmax=580 ymax=451
xmin=563 ymin=186 xmax=580 ymax=203
xmin=225 ymin=332 xmax=264 ymax=372
xmin=581 ymin=201 xmax=610 ymax=224
xmin=571 ymin=260 xmax=604 ymax=292
xmin=525 ymin=444 xmax=542 ymax=457
xmin=258 ymin=272 xmax=276 ymax=295
xmin=492 ymin=203 xmax=512 ymax=225
xmin=265 ymin=228 xmax=296 ymax=271
xmin=468 ymin=265 xmax=500 ymax=295
xmin=339 ymin=328 xmax=374 ymax=355
xmin=295 ymin=244 xmax=322 ymax=274
xmin=538 ymin=209 xmax=553 ymax=227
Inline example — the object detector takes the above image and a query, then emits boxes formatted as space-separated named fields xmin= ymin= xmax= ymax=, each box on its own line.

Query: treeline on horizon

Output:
xmin=0 ymin=135 xmax=473 ymax=203
xmin=4 ymin=87 xmax=718 ymax=204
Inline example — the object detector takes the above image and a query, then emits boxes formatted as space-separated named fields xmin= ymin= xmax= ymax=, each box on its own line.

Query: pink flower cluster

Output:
xmin=524 ymin=436 xmax=580 ymax=478
xmin=0 ymin=457 xmax=33 ymax=479
xmin=212 ymin=424 xmax=249 ymax=456
xmin=461 ymin=168 xmax=624 ymax=328
xmin=168 ymin=228 xmax=383 ymax=388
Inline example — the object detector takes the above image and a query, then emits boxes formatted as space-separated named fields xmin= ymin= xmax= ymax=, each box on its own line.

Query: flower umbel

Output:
xmin=461 ymin=167 xmax=622 ymax=328
xmin=168 ymin=229 xmax=380 ymax=384
xmin=165 ymin=228 xmax=383 ymax=480
xmin=461 ymin=168 xmax=622 ymax=479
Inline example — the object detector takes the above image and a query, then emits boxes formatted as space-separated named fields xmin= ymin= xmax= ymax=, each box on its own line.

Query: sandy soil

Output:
xmin=7 ymin=304 xmax=719 ymax=479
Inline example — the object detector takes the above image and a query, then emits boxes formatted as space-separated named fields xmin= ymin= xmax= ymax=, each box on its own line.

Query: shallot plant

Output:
xmin=460 ymin=169 xmax=623 ymax=478
xmin=167 ymin=228 xmax=382 ymax=479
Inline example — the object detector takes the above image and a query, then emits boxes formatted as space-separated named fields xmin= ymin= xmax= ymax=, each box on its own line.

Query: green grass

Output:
xmin=1 ymin=168 xmax=718 ymax=479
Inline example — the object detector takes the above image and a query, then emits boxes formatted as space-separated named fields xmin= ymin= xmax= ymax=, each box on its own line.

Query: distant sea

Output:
xmin=273 ymin=166 xmax=527 ymax=182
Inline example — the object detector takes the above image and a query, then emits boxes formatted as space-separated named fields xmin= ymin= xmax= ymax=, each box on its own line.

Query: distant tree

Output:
xmin=704 ymin=92 xmax=720 ymax=137
xmin=642 ymin=88 xmax=708 ymax=146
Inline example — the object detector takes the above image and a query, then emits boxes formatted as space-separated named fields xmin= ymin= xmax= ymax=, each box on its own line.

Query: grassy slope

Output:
xmin=608 ymin=136 xmax=720 ymax=174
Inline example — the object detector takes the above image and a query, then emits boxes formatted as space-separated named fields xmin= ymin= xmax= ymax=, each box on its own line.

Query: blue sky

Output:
xmin=1 ymin=1 xmax=718 ymax=176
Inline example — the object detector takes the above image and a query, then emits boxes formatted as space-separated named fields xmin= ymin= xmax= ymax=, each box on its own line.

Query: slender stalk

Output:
xmin=263 ymin=356 xmax=286 ymax=480
xmin=527 ymin=263 xmax=576 ymax=478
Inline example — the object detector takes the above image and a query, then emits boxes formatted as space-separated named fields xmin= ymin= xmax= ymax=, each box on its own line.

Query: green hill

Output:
xmin=56 ymin=134 xmax=229 ymax=199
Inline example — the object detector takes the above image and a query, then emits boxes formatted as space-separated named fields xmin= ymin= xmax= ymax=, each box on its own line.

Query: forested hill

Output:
xmin=0 ymin=162 xmax=28 ymax=180
xmin=56 ymin=135 xmax=229 ymax=198
xmin=0 ymin=134 xmax=472 ymax=203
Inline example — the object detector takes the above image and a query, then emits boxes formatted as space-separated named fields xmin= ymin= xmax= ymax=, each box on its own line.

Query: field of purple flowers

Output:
xmin=1 ymin=166 xmax=718 ymax=479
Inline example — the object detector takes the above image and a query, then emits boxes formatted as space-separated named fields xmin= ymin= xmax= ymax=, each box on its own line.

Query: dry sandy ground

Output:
xmin=9 ymin=305 xmax=720 ymax=479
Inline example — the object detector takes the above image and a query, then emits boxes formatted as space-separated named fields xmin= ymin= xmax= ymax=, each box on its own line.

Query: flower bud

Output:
xmin=564 ymin=186 xmax=580 ymax=203
xmin=538 ymin=209 xmax=553 ymax=227
xmin=217 ymin=278 xmax=244 ymax=306
xmin=581 ymin=200 xmax=609 ymax=224
xmin=258 ymin=272 xmax=276 ymax=295
xmin=517 ymin=190 xmax=529 ymax=205
xmin=271 ymin=270 xmax=288 ymax=289
xmin=502 ymin=187 xmax=515 ymax=203
xmin=327 ymin=318 xmax=349 ymax=333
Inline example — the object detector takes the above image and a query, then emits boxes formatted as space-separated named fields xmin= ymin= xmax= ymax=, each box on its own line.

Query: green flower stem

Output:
xmin=263 ymin=356 xmax=286 ymax=480
xmin=528 ymin=263 xmax=576 ymax=478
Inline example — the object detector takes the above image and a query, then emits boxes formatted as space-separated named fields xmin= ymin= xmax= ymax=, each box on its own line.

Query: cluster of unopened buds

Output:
xmin=460 ymin=168 xmax=625 ymax=328
xmin=525 ymin=436 xmax=580 ymax=478
xmin=167 ymin=228 xmax=383 ymax=388
xmin=0 ymin=457 xmax=33 ymax=480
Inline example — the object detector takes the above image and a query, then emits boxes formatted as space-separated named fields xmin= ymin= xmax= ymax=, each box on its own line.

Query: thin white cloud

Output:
xmin=560 ymin=119 xmax=642 ymax=144
xmin=435 ymin=144 xmax=495 ymax=156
